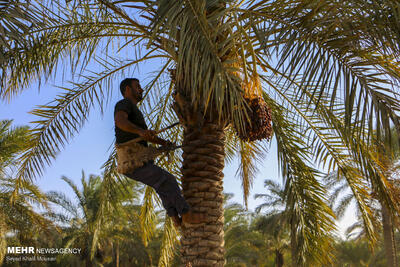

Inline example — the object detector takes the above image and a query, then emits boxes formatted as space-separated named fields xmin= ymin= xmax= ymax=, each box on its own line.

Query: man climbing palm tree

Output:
xmin=114 ymin=78 xmax=205 ymax=227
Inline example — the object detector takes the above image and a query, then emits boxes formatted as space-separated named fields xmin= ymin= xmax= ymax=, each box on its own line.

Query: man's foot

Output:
xmin=181 ymin=210 xmax=206 ymax=224
xmin=172 ymin=215 xmax=182 ymax=228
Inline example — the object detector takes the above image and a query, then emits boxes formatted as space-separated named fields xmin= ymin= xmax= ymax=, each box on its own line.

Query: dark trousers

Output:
xmin=124 ymin=162 xmax=190 ymax=217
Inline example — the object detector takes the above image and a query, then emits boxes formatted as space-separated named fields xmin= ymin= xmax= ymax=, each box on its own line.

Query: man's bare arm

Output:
xmin=115 ymin=111 xmax=172 ymax=146
xmin=115 ymin=110 xmax=149 ymax=136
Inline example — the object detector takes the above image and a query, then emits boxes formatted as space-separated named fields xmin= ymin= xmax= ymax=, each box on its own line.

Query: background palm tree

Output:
xmin=0 ymin=119 xmax=54 ymax=265
xmin=325 ymin=128 xmax=400 ymax=267
xmin=332 ymin=238 xmax=384 ymax=267
xmin=223 ymin=193 xmax=266 ymax=267
xmin=0 ymin=176 xmax=55 ymax=265
xmin=46 ymin=172 xmax=147 ymax=266
xmin=254 ymin=179 xmax=290 ymax=267
xmin=376 ymin=128 xmax=400 ymax=267
xmin=253 ymin=214 xmax=290 ymax=267
xmin=254 ymin=179 xmax=286 ymax=215
xmin=2 ymin=1 xmax=400 ymax=266
xmin=0 ymin=120 xmax=31 ymax=172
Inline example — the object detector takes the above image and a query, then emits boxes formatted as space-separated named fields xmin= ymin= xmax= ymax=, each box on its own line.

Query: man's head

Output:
xmin=120 ymin=78 xmax=143 ymax=102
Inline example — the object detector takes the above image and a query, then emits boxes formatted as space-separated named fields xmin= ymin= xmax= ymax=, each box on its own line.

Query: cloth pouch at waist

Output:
xmin=115 ymin=142 xmax=162 ymax=174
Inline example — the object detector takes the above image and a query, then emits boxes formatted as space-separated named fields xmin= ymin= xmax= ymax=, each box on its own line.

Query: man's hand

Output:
xmin=141 ymin=129 xmax=176 ymax=147
xmin=162 ymin=140 xmax=175 ymax=148
xmin=141 ymin=129 xmax=157 ymax=141
xmin=155 ymin=138 xmax=174 ymax=147
xmin=152 ymin=137 xmax=176 ymax=147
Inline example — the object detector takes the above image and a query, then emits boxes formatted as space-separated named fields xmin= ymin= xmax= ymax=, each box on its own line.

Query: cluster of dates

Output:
xmin=236 ymin=96 xmax=273 ymax=142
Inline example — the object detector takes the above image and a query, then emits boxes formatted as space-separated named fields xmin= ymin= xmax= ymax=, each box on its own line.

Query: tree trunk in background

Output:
xmin=381 ymin=203 xmax=398 ymax=267
xmin=291 ymin=221 xmax=297 ymax=267
xmin=180 ymin=121 xmax=226 ymax=267
xmin=275 ymin=249 xmax=284 ymax=267
xmin=116 ymin=241 xmax=120 ymax=267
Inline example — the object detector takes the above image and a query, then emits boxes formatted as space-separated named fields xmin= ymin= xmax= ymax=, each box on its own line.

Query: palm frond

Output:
xmin=328 ymin=183 xmax=350 ymax=208
xmin=261 ymin=76 xmax=385 ymax=245
xmin=0 ymin=209 xmax=6 ymax=265
xmin=224 ymin=127 xmax=239 ymax=164
xmin=140 ymin=186 xmax=158 ymax=247
xmin=46 ymin=191 xmax=80 ymax=220
xmin=0 ymin=119 xmax=31 ymax=172
xmin=0 ymin=1 xmax=44 ymax=49
xmin=335 ymin=193 xmax=355 ymax=220
xmin=346 ymin=221 xmax=365 ymax=240
xmin=157 ymin=215 xmax=179 ymax=267
xmin=250 ymin=0 xmax=400 ymax=150
xmin=236 ymin=139 xmax=265 ymax=209
xmin=264 ymin=93 xmax=336 ymax=266
xmin=254 ymin=179 xmax=286 ymax=214
xmin=0 ymin=0 xmax=156 ymax=99
xmin=150 ymin=0 xmax=252 ymax=129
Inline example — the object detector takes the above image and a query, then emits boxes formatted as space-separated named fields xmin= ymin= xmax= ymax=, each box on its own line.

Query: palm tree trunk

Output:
xmin=180 ymin=121 xmax=226 ymax=267
xmin=381 ymin=203 xmax=398 ymax=267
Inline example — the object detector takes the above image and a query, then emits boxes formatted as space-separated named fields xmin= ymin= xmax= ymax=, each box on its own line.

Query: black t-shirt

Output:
xmin=114 ymin=98 xmax=148 ymax=146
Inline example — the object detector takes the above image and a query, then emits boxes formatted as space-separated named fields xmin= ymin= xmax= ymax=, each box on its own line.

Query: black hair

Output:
xmin=120 ymin=78 xmax=139 ymax=96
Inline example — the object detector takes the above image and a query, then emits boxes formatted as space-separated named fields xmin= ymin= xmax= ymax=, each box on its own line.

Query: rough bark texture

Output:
xmin=180 ymin=122 xmax=226 ymax=267
xmin=381 ymin=203 xmax=398 ymax=267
